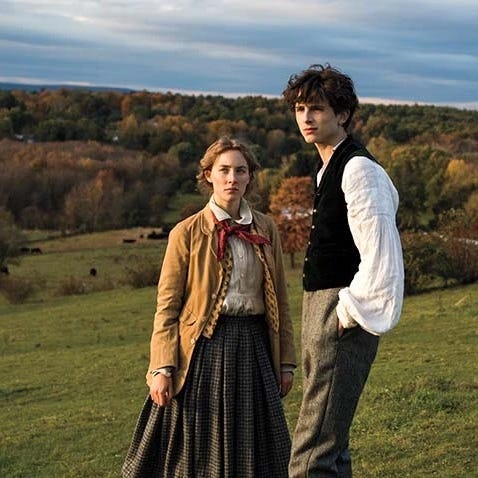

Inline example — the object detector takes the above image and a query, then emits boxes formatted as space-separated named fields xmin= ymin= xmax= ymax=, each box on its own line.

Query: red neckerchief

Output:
xmin=212 ymin=213 xmax=271 ymax=261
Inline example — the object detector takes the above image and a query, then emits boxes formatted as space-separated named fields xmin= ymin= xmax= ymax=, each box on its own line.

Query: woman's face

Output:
xmin=205 ymin=149 xmax=250 ymax=212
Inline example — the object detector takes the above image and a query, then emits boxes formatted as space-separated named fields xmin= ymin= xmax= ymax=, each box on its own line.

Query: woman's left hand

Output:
xmin=280 ymin=371 xmax=294 ymax=397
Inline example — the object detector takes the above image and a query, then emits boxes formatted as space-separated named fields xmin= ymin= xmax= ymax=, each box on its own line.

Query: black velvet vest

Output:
xmin=303 ymin=136 xmax=376 ymax=291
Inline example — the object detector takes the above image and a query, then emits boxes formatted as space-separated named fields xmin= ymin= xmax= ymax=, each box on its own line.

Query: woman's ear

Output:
xmin=204 ymin=170 xmax=212 ymax=183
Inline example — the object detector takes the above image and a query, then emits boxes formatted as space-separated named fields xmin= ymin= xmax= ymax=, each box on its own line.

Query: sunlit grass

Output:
xmin=1 ymin=230 xmax=477 ymax=477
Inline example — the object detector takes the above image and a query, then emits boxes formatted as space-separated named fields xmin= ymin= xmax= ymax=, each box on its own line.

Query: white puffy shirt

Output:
xmin=319 ymin=155 xmax=404 ymax=336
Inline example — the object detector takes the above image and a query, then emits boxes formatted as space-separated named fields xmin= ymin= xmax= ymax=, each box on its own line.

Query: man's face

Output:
xmin=294 ymin=100 xmax=348 ymax=147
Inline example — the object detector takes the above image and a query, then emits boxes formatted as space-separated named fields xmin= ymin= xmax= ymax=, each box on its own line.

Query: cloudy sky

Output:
xmin=1 ymin=0 xmax=477 ymax=108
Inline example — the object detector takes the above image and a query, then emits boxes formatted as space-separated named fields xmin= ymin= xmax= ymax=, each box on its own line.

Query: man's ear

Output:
xmin=339 ymin=110 xmax=350 ymax=127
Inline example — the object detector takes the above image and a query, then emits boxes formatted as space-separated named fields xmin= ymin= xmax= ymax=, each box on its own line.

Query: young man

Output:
xmin=283 ymin=64 xmax=404 ymax=477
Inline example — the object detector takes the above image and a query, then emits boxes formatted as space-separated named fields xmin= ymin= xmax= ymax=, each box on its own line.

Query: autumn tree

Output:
xmin=269 ymin=176 xmax=313 ymax=268
xmin=63 ymin=170 xmax=124 ymax=231
xmin=0 ymin=208 xmax=26 ymax=267
xmin=387 ymin=145 xmax=450 ymax=230
xmin=443 ymin=158 xmax=478 ymax=208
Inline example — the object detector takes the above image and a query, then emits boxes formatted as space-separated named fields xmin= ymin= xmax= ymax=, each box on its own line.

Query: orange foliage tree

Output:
xmin=269 ymin=176 xmax=314 ymax=268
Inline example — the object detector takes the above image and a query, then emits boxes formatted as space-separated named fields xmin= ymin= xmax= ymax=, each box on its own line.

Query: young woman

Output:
xmin=122 ymin=137 xmax=296 ymax=478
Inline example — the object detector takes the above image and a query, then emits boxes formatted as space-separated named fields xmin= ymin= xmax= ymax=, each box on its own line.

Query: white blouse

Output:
xmin=209 ymin=196 xmax=265 ymax=316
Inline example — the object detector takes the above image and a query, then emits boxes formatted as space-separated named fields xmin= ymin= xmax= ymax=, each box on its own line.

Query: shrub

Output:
xmin=56 ymin=275 xmax=89 ymax=296
xmin=437 ymin=210 xmax=478 ymax=285
xmin=401 ymin=211 xmax=478 ymax=294
xmin=0 ymin=276 xmax=36 ymax=304
xmin=443 ymin=237 xmax=478 ymax=285
xmin=401 ymin=231 xmax=451 ymax=295
xmin=123 ymin=262 xmax=159 ymax=289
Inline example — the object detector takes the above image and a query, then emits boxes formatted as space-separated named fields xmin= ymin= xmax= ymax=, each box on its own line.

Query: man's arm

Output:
xmin=337 ymin=156 xmax=404 ymax=335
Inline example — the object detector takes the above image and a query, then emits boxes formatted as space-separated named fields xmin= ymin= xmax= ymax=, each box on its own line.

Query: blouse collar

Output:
xmin=209 ymin=195 xmax=253 ymax=225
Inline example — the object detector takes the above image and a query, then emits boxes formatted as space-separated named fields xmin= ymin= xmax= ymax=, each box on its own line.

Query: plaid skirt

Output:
xmin=122 ymin=315 xmax=291 ymax=478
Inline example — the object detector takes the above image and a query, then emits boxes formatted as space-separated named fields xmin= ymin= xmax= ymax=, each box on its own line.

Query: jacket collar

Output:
xmin=200 ymin=203 xmax=216 ymax=236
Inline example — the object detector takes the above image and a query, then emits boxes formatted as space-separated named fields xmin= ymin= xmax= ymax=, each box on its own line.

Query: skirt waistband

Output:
xmin=219 ymin=313 xmax=265 ymax=321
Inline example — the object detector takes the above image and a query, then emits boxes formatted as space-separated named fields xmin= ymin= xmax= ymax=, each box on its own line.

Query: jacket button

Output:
xmin=211 ymin=293 xmax=217 ymax=299
xmin=190 ymin=338 xmax=196 ymax=344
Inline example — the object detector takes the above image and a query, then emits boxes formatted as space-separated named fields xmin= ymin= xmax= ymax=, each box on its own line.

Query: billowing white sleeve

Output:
xmin=336 ymin=156 xmax=404 ymax=335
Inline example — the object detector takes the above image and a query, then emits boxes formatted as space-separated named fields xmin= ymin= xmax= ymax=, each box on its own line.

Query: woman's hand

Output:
xmin=280 ymin=371 xmax=294 ymax=398
xmin=150 ymin=373 xmax=174 ymax=407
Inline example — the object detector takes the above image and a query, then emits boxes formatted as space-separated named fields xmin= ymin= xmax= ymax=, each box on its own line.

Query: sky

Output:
xmin=1 ymin=0 xmax=477 ymax=109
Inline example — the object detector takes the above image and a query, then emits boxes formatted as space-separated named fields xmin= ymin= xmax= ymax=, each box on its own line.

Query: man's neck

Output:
xmin=315 ymin=134 xmax=348 ymax=165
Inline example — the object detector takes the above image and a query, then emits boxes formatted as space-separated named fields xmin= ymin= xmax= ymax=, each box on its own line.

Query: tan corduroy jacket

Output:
xmin=146 ymin=203 xmax=297 ymax=396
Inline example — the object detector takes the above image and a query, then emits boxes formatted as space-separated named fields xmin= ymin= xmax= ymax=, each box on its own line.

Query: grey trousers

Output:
xmin=289 ymin=289 xmax=379 ymax=478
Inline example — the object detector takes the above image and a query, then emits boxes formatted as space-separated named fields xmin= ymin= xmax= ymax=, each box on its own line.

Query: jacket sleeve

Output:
xmin=269 ymin=219 xmax=297 ymax=367
xmin=148 ymin=223 xmax=190 ymax=372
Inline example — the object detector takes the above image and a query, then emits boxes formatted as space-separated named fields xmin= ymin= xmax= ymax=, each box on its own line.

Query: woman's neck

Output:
xmin=213 ymin=196 xmax=241 ymax=220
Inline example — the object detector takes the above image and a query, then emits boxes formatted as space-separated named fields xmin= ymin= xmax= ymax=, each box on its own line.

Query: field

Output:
xmin=1 ymin=230 xmax=477 ymax=477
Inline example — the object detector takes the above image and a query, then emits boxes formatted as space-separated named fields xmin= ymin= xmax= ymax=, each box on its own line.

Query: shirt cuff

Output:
xmin=280 ymin=364 xmax=296 ymax=374
xmin=151 ymin=366 xmax=174 ymax=377
xmin=336 ymin=300 xmax=358 ymax=329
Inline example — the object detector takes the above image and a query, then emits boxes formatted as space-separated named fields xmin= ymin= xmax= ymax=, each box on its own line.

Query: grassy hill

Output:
xmin=0 ymin=231 xmax=477 ymax=477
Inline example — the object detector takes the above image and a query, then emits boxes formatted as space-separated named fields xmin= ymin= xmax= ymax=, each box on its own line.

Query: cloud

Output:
xmin=0 ymin=0 xmax=476 ymax=106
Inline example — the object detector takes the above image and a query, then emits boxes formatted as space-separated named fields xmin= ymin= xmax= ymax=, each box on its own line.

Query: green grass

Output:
xmin=4 ymin=228 xmax=167 ymax=302
xmin=162 ymin=192 xmax=206 ymax=224
xmin=1 ymin=231 xmax=477 ymax=477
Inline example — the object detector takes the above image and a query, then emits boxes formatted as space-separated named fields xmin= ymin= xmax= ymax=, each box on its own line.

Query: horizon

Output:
xmin=1 ymin=80 xmax=477 ymax=112
xmin=1 ymin=1 xmax=477 ymax=111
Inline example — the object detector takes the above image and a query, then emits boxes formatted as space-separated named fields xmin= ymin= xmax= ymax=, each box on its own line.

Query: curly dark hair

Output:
xmin=282 ymin=63 xmax=358 ymax=130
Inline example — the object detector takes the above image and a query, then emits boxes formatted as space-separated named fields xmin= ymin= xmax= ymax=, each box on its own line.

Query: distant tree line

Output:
xmin=0 ymin=88 xmax=477 ymax=233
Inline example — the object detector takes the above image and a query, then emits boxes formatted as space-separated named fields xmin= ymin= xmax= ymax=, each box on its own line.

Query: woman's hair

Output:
xmin=282 ymin=63 xmax=358 ymax=130
xmin=196 ymin=136 xmax=261 ymax=196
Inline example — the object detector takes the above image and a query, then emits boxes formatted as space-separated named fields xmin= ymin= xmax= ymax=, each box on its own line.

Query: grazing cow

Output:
xmin=90 ymin=268 xmax=97 ymax=277
xmin=122 ymin=238 xmax=136 ymax=243
xmin=31 ymin=247 xmax=42 ymax=254
xmin=20 ymin=247 xmax=31 ymax=253
xmin=147 ymin=230 xmax=169 ymax=240
xmin=0 ymin=265 xmax=9 ymax=275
